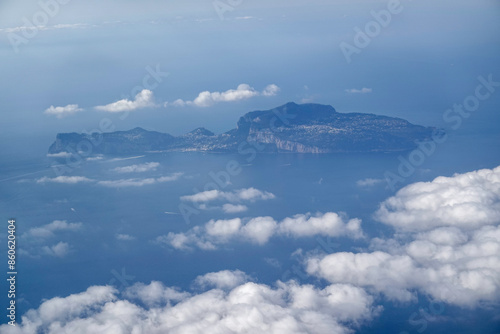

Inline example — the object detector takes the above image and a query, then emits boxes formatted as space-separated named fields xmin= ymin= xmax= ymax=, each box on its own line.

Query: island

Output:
xmin=48 ymin=102 xmax=440 ymax=155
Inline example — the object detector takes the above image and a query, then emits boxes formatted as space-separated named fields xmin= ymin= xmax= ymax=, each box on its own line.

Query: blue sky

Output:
xmin=1 ymin=0 xmax=499 ymax=154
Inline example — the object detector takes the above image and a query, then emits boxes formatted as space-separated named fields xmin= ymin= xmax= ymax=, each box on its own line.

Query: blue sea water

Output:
xmin=0 ymin=130 xmax=499 ymax=333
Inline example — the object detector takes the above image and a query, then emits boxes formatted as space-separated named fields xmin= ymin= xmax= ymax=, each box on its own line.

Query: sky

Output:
xmin=0 ymin=0 xmax=499 ymax=158
xmin=1 ymin=2 xmax=500 ymax=332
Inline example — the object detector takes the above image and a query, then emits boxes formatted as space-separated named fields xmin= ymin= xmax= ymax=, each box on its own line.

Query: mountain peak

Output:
xmin=187 ymin=127 xmax=215 ymax=137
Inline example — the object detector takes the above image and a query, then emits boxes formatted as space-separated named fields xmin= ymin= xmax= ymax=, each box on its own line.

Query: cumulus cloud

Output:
xmin=98 ymin=172 xmax=183 ymax=187
xmin=95 ymin=89 xmax=156 ymax=112
xmin=307 ymin=165 xmax=500 ymax=308
xmin=222 ymin=203 xmax=249 ymax=213
xmin=1 ymin=273 xmax=378 ymax=334
xmin=19 ymin=221 xmax=81 ymax=259
xmin=168 ymin=83 xmax=280 ymax=108
xmin=36 ymin=176 xmax=93 ymax=184
xmin=156 ymin=212 xmax=364 ymax=250
xmin=42 ymin=242 xmax=71 ymax=257
xmin=375 ymin=166 xmax=500 ymax=232
xmin=112 ymin=162 xmax=160 ymax=173
xmin=181 ymin=187 xmax=275 ymax=203
xmin=23 ymin=220 xmax=82 ymax=239
xmin=44 ymin=104 xmax=83 ymax=118
xmin=345 ymin=88 xmax=372 ymax=94
xmin=193 ymin=270 xmax=251 ymax=290
xmin=262 ymin=84 xmax=281 ymax=96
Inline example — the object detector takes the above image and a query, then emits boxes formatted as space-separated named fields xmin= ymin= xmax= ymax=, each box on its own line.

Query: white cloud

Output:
xmin=46 ymin=152 xmax=72 ymax=158
xmin=98 ymin=173 xmax=183 ymax=187
xmin=222 ymin=203 xmax=248 ymax=213
xmin=262 ymin=84 xmax=281 ymax=96
xmin=345 ymin=88 xmax=372 ymax=94
xmin=98 ymin=178 xmax=157 ymax=187
xmin=112 ymin=162 xmax=160 ymax=173
xmin=375 ymin=166 xmax=500 ymax=232
xmin=168 ymin=83 xmax=280 ymax=108
xmin=36 ymin=176 xmax=94 ymax=184
xmin=356 ymin=178 xmax=384 ymax=187
xmin=124 ymin=281 xmax=189 ymax=307
xmin=1 ymin=274 xmax=378 ymax=334
xmin=307 ymin=165 xmax=500 ymax=308
xmin=0 ymin=23 xmax=88 ymax=34
xmin=181 ymin=187 xmax=275 ymax=203
xmin=193 ymin=270 xmax=251 ymax=290
xmin=156 ymin=212 xmax=363 ymax=250
xmin=95 ymin=89 xmax=156 ymax=112
xmin=116 ymin=234 xmax=135 ymax=241
xmin=44 ymin=104 xmax=83 ymax=118
xmin=279 ymin=213 xmax=364 ymax=239
xmin=42 ymin=242 xmax=71 ymax=257
xmin=156 ymin=173 xmax=184 ymax=182
xmin=23 ymin=220 xmax=82 ymax=239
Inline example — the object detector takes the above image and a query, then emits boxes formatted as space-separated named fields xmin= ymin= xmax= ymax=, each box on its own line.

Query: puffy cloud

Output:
xmin=23 ymin=220 xmax=82 ymax=239
xmin=98 ymin=173 xmax=183 ymax=187
xmin=193 ymin=270 xmax=251 ymax=290
xmin=279 ymin=213 xmax=364 ymax=239
xmin=1 ymin=274 xmax=378 ymax=334
xmin=222 ymin=203 xmax=248 ymax=213
xmin=156 ymin=212 xmax=363 ymax=250
xmin=124 ymin=281 xmax=189 ymax=307
xmin=169 ymin=83 xmax=280 ymax=108
xmin=36 ymin=176 xmax=93 ymax=184
xmin=308 ymin=166 xmax=500 ymax=307
xmin=345 ymin=88 xmax=372 ymax=94
xmin=181 ymin=187 xmax=275 ymax=203
xmin=375 ymin=166 xmax=500 ymax=232
xmin=42 ymin=242 xmax=71 ymax=257
xmin=116 ymin=234 xmax=135 ymax=241
xmin=95 ymin=89 xmax=156 ymax=112
xmin=262 ymin=84 xmax=281 ymax=96
xmin=44 ymin=104 xmax=83 ymax=118
xmin=112 ymin=162 xmax=160 ymax=173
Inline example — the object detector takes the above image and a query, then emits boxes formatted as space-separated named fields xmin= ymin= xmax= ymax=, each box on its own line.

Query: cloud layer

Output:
xmin=307 ymin=165 xmax=500 ymax=307
xmin=375 ymin=166 xmax=500 ymax=232
xmin=157 ymin=212 xmax=364 ymax=250
xmin=1 ymin=272 xmax=378 ymax=334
